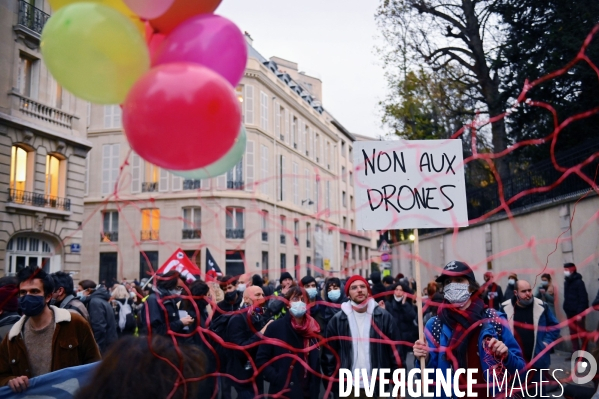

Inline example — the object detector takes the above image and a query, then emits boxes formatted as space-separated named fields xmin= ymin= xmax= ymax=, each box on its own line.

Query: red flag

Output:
xmin=156 ymin=249 xmax=201 ymax=283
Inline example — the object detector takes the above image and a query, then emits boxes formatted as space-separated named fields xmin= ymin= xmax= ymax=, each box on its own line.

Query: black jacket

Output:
xmin=384 ymin=298 xmax=416 ymax=341
xmin=322 ymin=301 xmax=403 ymax=392
xmin=141 ymin=289 xmax=187 ymax=342
xmin=482 ymin=282 xmax=504 ymax=311
xmin=563 ymin=272 xmax=589 ymax=316
xmin=256 ymin=314 xmax=322 ymax=399
xmin=504 ymin=283 xmax=516 ymax=302
xmin=321 ymin=292 xmax=347 ymax=335
xmin=188 ymin=305 xmax=218 ymax=399
xmin=226 ymin=309 xmax=269 ymax=383
xmin=592 ymin=279 xmax=599 ymax=308
xmin=84 ymin=287 xmax=117 ymax=353
xmin=215 ymin=293 xmax=243 ymax=319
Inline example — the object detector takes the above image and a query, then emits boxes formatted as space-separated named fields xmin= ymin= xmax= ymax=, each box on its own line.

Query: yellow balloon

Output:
xmin=41 ymin=3 xmax=150 ymax=104
xmin=48 ymin=0 xmax=144 ymax=33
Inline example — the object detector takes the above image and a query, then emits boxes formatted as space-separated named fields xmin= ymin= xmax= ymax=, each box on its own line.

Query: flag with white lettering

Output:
xmin=205 ymin=249 xmax=223 ymax=281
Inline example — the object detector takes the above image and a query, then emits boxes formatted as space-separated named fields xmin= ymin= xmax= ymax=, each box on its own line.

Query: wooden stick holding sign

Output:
xmin=352 ymin=139 xmax=469 ymax=392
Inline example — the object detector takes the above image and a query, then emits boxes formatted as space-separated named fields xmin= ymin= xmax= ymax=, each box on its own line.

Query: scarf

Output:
xmin=291 ymin=314 xmax=320 ymax=375
xmin=438 ymin=296 xmax=486 ymax=369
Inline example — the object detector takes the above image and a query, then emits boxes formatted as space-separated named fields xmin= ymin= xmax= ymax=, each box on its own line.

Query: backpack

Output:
xmin=116 ymin=300 xmax=136 ymax=333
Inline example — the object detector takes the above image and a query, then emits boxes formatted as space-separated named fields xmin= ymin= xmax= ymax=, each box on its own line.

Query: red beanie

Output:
xmin=345 ymin=275 xmax=371 ymax=296
xmin=0 ymin=284 xmax=19 ymax=312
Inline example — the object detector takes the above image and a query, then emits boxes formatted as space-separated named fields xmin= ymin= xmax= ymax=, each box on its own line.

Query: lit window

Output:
xmin=45 ymin=154 xmax=61 ymax=198
xmin=10 ymin=146 xmax=28 ymax=193
xmin=141 ymin=209 xmax=160 ymax=240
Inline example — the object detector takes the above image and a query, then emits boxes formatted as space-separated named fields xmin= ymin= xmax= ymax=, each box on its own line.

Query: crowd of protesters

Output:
xmin=0 ymin=262 xmax=599 ymax=398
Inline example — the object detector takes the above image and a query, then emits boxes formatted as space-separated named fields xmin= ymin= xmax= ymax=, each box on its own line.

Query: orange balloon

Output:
xmin=149 ymin=0 xmax=222 ymax=33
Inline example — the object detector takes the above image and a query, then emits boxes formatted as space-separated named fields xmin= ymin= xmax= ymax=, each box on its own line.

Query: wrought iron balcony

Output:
xmin=183 ymin=179 xmax=201 ymax=190
xmin=227 ymin=180 xmax=244 ymax=190
xmin=8 ymin=189 xmax=71 ymax=211
xmin=182 ymin=229 xmax=201 ymax=239
xmin=100 ymin=231 xmax=118 ymax=242
xmin=261 ymin=231 xmax=268 ymax=241
xmin=17 ymin=0 xmax=49 ymax=36
xmin=280 ymin=234 xmax=286 ymax=244
xmin=306 ymin=239 xmax=311 ymax=248
xmin=141 ymin=230 xmax=159 ymax=241
xmin=226 ymin=228 xmax=244 ymax=239
xmin=142 ymin=182 xmax=158 ymax=192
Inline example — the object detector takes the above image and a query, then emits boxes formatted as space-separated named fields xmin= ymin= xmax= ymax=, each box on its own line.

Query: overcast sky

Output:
xmin=218 ymin=0 xmax=387 ymax=138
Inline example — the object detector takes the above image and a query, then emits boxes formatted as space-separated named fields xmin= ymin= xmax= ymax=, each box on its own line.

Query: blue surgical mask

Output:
xmin=19 ymin=295 xmax=47 ymax=317
xmin=327 ymin=289 xmax=341 ymax=302
xmin=306 ymin=288 xmax=317 ymax=299
xmin=289 ymin=301 xmax=307 ymax=317
xmin=77 ymin=291 xmax=87 ymax=301
xmin=540 ymin=281 xmax=548 ymax=287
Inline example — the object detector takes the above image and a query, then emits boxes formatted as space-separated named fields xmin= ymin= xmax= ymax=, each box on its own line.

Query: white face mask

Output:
xmin=564 ymin=271 xmax=571 ymax=277
xmin=443 ymin=283 xmax=471 ymax=306
xmin=393 ymin=295 xmax=403 ymax=302
xmin=237 ymin=284 xmax=247 ymax=293
xmin=508 ymin=279 xmax=515 ymax=285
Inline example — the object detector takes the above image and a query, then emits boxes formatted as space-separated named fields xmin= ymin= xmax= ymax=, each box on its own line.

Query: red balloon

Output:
xmin=123 ymin=63 xmax=240 ymax=170
xmin=150 ymin=0 xmax=222 ymax=34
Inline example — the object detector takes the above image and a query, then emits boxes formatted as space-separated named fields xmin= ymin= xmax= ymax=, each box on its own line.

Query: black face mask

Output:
xmin=19 ymin=295 xmax=47 ymax=317
xmin=224 ymin=291 xmax=237 ymax=303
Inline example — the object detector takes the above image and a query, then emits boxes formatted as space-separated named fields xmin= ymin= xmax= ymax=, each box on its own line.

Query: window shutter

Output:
xmin=131 ymin=153 xmax=141 ymax=194
xmin=284 ymin=109 xmax=289 ymax=144
xmin=103 ymin=106 xmax=112 ymax=128
xmin=245 ymin=85 xmax=254 ymax=124
xmin=304 ymin=169 xmax=310 ymax=206
xmin=274 ymin=101 xmax=280 ymax=136
xmin=113 ymin=105 xmax=122 ymax=128
xmin=246 ymin=140 xmax=254 ymax=191
xmin=84 ymin=154 xmax=90 ymax=196
xmin=110 ymin=144 xmax=120 ymax=194
xmin=217 ymin=174 xmax=226 ymax=189
xmin=293 ymin=162 xmax=298 ymax=205
xmin=201 ymin=178 xmax=210 ymax=190
xmin=101 ymin=145 xmax=110 ymax=195
xmin=172 ymin=175 xmax=182 ymax=191
xmin=261 ymin=145 xmax=268 ymax=196
xmin=159 ymin=168 xmax=169 ymax=192
xmin=281 ymin=155 xmax=285 ymax=201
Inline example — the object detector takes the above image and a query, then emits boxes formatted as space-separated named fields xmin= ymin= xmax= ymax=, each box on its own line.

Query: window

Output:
xmin=343 ymin=217 xmax=347 ymax=230
xmin=280 ymin=253 xmax=287 ymax=272
xmin=306 ymin=223 xmax=311 ymax=247
xmin=45 ymin=154 xmax=64 ymax=198
xmin=350 ymin=195 xmax=354 ymax=210
xmin=101 ymin=211 xmax=119 ymax=242
xmin=315 ymin=134 xmax=320 ymax=162
xmin=260 ymin=91 xmax=268 ymax=131
xmin=103 ymin=105 xmax=122 ymax=129
xmin=54 ymin=81 xmax=63 ymax=110
xmin=341 ymin=141 xmax=346 ymax=158
xmin=102 ymin=144 xmax=119 ymax=195
xmin=261 ymin=145 xmax=269 ymax=195
xmin=236 ymin=85 xmax=244 ymax=120
xmin=349 ymin=171 xmax=353 ymax=187
xmin=325 ymin=181 xmax=331 ymax=210
xmin=244 ymin=85 xmax=254 ymax=124
xmin=342 ymin=166 xmax=346 ymax=182
xmin=342 ymin=191 xmax=347 ymax=207
xmin=227 ymin=158 xmax=244 ymax=189
xmin=10 ymin=146 xmax=30 ymax=193
xmin=226 ymin=207 xmax=244 ymax=239
xmin=303 ymin=123 xmax=309 ymax=155
xmin=294 ymin=220 xmax=299 ymax=245
xmin=279 ymin=155 xmax=285 ymax=201
xmin=262 ymin=251 xmax=269 ymax=278
xmin=292 ymin=162 xmax=299 ymax=205
xmin=225 ymin=250 xmax=245 ymax=277
xmin=292 ymin=116 xmax=297 ymax=148
xmin=261 ymin=211 xmax=268 ymax=241
xmin=246 ymin=141 xmax=254 ymax=191
xmin=182 ymin=207 xmax=201 ymax=239
xmin=141 ymin=209 xmax=160 ymax=241
xmin=142 ymin=162 xmax=160 ymax=192
xmin=275 ymin=101 xmax=281 ymax=139
xmin=314 ymin=176 xmax=320 ymax=209
xmin=352 ymin=244 xmax=356 ymax=260
xmin=6 ymin=236 xmax=53 ymax=275
xmin=304 ymin=169 xmax=310 ymax=206
xmin=17 ymin=54 xmax=38 ymax=98
xmin=139 ymin=251 xmax=158 ymax=281
xmin=280 ymin=215 xmax=286 ymax=244
xmin=351 ymin=219 xmax=355 ymax=231
xmin=349 ymin=146 xmax=353 ymax=161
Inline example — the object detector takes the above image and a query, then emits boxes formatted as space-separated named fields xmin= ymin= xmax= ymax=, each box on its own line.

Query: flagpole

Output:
xmin=414 ymin=228 xmax=425 ymax=389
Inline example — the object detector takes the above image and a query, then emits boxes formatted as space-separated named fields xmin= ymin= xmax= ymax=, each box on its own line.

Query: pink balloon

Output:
xmin=153 ymin=14 xmax=247 ymax=87
xmin=124 ymin=0 xmax=175 ymax=19
xmin=122 ymin=63 xmax=241 ymax=170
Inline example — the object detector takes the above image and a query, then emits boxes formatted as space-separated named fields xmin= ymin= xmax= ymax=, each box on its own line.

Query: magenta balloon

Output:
xmin=152 ymin=14 xmax=247 ymax=87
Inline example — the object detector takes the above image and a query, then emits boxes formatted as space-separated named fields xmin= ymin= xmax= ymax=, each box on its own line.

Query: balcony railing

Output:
xmin=280 ymin=234 xmax=286 ymax=244
xmin=100 ymin=231 xmax=118 ymax=242
xmin=182 ymin=229 xmax=201 ymax=239
xmin=17 ymin=0 xmax=50 ymax=36
xmin=306 ymin=239 xmax=311 ymax=248
xmin=226 ymin=228 xmax=244 ymax=239
xmin=141 ymin=230 xmax=159 ymax=241
xmin=227 ymin=180 xmax=244 ymax=190
xmin=15 ymin=93 xmax=74 ymax=129
xmin=261 ymin=231 xmax=268 ymax=241
xmin=142 ymin=182 xmax=158 ymax=192
xmin=8 ymin=189 xmax=71 ymax=211
xmin=183 ymin=179 xmax=201 ymax=190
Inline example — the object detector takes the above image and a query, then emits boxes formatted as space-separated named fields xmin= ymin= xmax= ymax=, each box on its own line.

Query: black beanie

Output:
xmin=280 ymin=272 xmax=293 ymax=284
xmin=252 ymin=274 xmax=263 ymax=287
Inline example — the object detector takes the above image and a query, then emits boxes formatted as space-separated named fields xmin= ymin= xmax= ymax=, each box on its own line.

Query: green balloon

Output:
xmin=41 ymin=3 xmax=149 ymax=104
xmin=170 ymin=127 xmax=247 ymax=179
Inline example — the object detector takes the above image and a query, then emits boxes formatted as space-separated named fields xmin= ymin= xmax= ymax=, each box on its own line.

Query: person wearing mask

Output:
xmin=139 ymin=271 xmax=194 ymax=345
xmin=0 ymin=277 xmax=20 ymax=340
xmin=268 ymin=272 xmax=295 ymax=320
xmin=563 ymin=262 xmax=589 ymax=359
xmin=0 ymin=266 xmax=100 ymax=393
xmin=536 ymin=273 xmax=556 ymax=317
xmin=110 ymin=284 xmax=135 ymax=336
xmin=215 ymin=275 xmax=243 ymax=319
xmin=381 ymin=282 xmax=416 ymax=367
xmin=300 ymin=275 xmax=325 ymax=331
xmin=227 ymin=286 xmax=273 ymax=399
xmin=237 ymin=273 xmax=251 ymax=294
xmin=321 ymin=277 xmax=347 ymax=335
xmin=482 ymin=271 xmax=504 ymax=311
xmin=413 ymin=261 xmax=525 ymax=399
xmin=322 ymin=275 xmax=403 ymax=397
xmin=50 ymin=272 xmax=89 ymax=321
xmin=78 ymin=279 xmax=118 ymax=353
xmin=256 ymin=286 xmax=322 ymax=399
xmin=502 ymin=279 xmax=560 ymax=396
xmin=504 ymin=273 xmax=518 ymax=302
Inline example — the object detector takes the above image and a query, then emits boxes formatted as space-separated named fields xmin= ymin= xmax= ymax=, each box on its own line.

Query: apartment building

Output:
xmin=0 ymin=0 xmax=91 ymax=277
xmin=80 ymin=35 xmax=373 ymax=283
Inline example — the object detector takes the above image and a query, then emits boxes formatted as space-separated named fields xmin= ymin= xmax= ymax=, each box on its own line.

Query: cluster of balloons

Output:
xmin=41 ymin=0 xmax=248 ymax=177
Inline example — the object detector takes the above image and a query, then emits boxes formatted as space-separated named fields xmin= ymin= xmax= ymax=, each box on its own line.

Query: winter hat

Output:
xmin=252 ymin=274 xmax=264 ymax=287
xmin=344 ymin=275 xmax=371 ymax=296
xmin=564 ymin=263 xmax=576 ymax=269
xmin=435 ymin=260 xmax=476 ymax=284
xmin=279 ymin=272 xmax=293 ymax=284
xmin=0 ymin=284 xmax=19 ymax=312
xmin=300 ymin=276 xmax=316 ymax=287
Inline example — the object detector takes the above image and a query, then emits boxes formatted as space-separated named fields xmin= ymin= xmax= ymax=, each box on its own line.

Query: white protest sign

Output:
xmin=353 ymin=139 xmax=469 ymax=230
